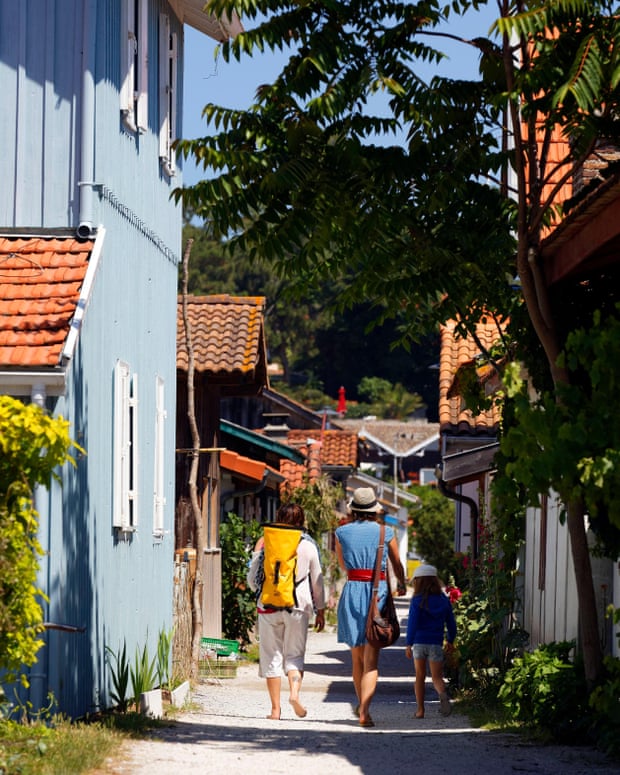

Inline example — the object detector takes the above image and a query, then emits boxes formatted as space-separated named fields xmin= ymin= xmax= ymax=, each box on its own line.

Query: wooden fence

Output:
xmin=172 ymin=560 xmax=193 ymax=683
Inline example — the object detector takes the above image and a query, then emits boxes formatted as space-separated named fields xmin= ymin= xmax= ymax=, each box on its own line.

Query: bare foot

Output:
xmin=266 ymin=711 xmax=281 ymax=720
xmin=414 ymin=711 xmax=425 ymax=719
xmin=289 ymin=698 xmax=307 ymax=718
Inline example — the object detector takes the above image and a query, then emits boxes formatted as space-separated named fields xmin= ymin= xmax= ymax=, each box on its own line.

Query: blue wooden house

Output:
xmin=0 ymin=0 xmax=240 ymax=719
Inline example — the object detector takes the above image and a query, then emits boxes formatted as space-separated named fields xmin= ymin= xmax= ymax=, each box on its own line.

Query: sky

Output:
xmin=181 ymin=4 xmax=500 ymax=187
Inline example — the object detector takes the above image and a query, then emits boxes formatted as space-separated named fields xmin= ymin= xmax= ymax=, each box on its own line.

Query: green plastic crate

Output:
xmin=200 ymin=637 xmax=239 ymax=657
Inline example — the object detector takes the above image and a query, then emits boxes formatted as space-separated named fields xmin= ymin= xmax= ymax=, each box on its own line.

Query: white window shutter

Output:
xmin=113 ymin=360 xmax=131 ymax=528
xmin=113 ymin=361 xmax=139 ymax=531
xmin=120 ymin=0 xmax=137 ymax=132
xmin=129 ymin=371 xmax=139 ymax=527
xmin=136 ymin=0 xmax=148 ymax=133
xmin=159 ymin=14 xmax=170 ymax=164
xmin=153 ymin=376 xmax=166 ymax=535
xmin=159 ymin=14 xmax=177 ymax=177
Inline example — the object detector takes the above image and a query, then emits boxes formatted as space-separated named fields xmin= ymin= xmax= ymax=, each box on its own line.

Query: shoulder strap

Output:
xmin=371 ymin=523 xmax=386 ymax=595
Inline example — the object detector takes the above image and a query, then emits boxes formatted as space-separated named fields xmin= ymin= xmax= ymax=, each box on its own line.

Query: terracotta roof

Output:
xmin=279 ymin=457 xmax=308 ymax=491
xmin=335 ymin=419 xmax=439 ymax=456
xmin=286 ymin=429 xmax=358 ymax=468
xmin=439 ymin=319 xmax=503 ymax=435
xmin=0 ymin=235 xmax=94 ymax=367
xmin=276 ymin=429 xmax=358 ymax=492
xmin=176 ymin=295 xmax=268 ymax=388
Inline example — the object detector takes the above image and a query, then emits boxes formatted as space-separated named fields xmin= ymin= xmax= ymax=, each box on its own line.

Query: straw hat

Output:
xmin=348 ymin=487 xmax=383 ymax=513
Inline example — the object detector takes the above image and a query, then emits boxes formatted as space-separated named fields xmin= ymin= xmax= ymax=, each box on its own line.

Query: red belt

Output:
xmin=348 ymin=569 xmax=385 ymax=581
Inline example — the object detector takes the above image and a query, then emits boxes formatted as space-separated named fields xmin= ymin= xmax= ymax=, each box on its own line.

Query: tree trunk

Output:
xmin=565 ymin=498 xmax=603 ymax=688
xmin=180 ymin=238 xmax=205 ymax=681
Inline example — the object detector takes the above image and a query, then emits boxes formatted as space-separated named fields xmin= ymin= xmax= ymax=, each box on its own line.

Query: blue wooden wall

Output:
xmin=0 ymin=0 xmax=185 ymax=717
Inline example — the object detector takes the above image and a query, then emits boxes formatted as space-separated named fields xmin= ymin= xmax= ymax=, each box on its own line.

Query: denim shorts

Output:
xmin=412 ymin=643 xmax=444 ymax=662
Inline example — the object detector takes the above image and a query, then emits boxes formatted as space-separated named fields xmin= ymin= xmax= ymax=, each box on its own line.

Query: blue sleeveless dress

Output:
xmin=336 ymin=521 xmax=394 ymax=647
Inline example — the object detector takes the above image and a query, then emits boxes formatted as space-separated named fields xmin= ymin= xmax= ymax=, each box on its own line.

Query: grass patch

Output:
xmin=241 ymin=643 xmax=260 ymax=664
xmin=455 ymin=685 xmax=522 ymax=733
xmin=0 ymin=712 xmax=167 ymax=775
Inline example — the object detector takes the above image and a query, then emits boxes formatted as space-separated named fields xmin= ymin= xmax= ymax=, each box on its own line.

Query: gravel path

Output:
xmin=96 ymin=601 xmax=620 ymax=775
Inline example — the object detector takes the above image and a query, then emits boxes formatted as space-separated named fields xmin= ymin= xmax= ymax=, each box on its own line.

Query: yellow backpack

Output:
xmin=260 ymin=524 xmax=304 ymax=610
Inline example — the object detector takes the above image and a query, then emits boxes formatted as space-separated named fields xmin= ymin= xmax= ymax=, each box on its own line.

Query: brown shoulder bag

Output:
xmin=365 ymin=523 xmax=400 ymax=648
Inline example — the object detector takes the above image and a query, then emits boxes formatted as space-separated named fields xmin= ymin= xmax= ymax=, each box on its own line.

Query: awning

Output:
xmin=441 ymin=442 xmax=500 ymax=485
xmin=220 ymin=420 xmax=306 ymax=465
xmin=220 ymin=449 xmax=284 ymax=485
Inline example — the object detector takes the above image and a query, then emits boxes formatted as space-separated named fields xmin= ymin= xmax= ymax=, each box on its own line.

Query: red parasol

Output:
xmin=337 ymin=386 xmax=347 ymax=415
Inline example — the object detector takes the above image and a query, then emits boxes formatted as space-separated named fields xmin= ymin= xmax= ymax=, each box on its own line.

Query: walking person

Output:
xmin=247 ymin=503 xmax=325 ymax=720
xmin=335 ymin=487 xmax=407 ymax=728
xmin=405 ymin=564 xmax=457 ymax=718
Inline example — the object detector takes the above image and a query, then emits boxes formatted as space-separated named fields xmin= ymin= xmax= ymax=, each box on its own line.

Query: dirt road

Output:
xmin=99 ymin=601 xmax=619 ymax=775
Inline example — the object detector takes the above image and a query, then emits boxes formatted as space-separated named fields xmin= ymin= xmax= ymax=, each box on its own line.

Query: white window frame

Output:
xmin=159 ymin=13 xmax=178 ymax=177
xmin=120 ymin=0 xmax=148 ymax=134
xmin=153 ymin=376 xmax=166 ymax=537
xmin=113 ymin=360 xmax=139 ymax=531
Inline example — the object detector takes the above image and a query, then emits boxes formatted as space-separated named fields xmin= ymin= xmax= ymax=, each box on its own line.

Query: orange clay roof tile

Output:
xmin=439 ymin=319 xmax=504 ymax=435
xmin=277 ymin=430 xmax=358 ymax=494
xmin=0 ymin=235 xmax=93 ymax=368
xmin=279 ymin=457 xmax=308 ymax=492
xmin=176 ymin=295 xmax=266 ymax=376
xmin=286 ymin=429 xmax=358 ymax=468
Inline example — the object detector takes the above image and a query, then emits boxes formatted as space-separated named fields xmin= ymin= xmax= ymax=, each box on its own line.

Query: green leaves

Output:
xmin=220 ymin=513 xmax=262 ymax=646
xmin=106 ymin=641 xmax=130 ymax=712
xmin=498 ymin=307 xmax=620 ymax=558
xmin=0 ymin=397 xmax=80 ymax=683
xmin=498 ymin=641 xmax=590 ymax=739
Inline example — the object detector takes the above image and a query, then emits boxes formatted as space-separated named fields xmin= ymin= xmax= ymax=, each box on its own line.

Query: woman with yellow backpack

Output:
xmin=247 ymin=502 xmax=325 ymax=720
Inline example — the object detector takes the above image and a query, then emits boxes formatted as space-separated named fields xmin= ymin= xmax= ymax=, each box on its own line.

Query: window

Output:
xmin=159 ymin=13 xmax=178 ymax=177
xmin=113 ymin=360 xmax=139 ymax=531
xmin=153 ymin=376 xmax=166 ymax=537
xmin=120 ymin=0 xmax=148 ymax=134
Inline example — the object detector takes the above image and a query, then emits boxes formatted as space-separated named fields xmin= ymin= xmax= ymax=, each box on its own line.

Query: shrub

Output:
xmin=450 ymin=519 xmax=522 ymax=690
xmin=407 ymin=485 xmax=462 ymax=584
xmin=220 ymin=513 xmax=262 ymax=647
xmin=498 ymin=641 xmax=591 ymax=743
xmin=0 ymin=397 xmax=81 ymax=684
xmin=589 ymin=655 xmax=620 ymax=756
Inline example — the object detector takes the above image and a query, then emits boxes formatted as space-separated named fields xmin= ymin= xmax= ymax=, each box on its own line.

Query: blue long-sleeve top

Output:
xmin=406 ymin=592 xmax=457 ymax=647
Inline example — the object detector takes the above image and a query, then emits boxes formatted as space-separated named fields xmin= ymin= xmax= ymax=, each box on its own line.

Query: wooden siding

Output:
xmin=521 ymin=495 xmax=616 ymax=655
xmin=522 ymin=496 xmax=578 ymax=648
xmin=0 ymin=0 xmax=186 ymax=718
xmin=0 ymin=0 xmax=183 ymax=249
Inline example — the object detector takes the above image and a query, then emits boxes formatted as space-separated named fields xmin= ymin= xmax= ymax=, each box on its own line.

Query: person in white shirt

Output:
xmin=247 ymin=503 xmax=325 ymax=719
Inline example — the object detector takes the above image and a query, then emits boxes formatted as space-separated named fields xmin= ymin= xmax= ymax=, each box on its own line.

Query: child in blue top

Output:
xmin=405 ymin=564 xmax=457 ymax=718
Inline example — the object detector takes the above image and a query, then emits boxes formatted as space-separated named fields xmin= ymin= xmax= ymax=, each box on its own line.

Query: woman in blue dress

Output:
xmin=335 ymin=487 xmax=407 ymax=728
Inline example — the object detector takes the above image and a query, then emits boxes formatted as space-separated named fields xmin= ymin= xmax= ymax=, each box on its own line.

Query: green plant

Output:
xmin=106 ymin=641 xmax=130 ymax=713
xmin=408 ymin=485 xmax=461 ymax=584
xmin=240 ymin=642 xmax=260 ymax=664
xmin=284 ymin=475 xmax=342 ymax=542
xmin=0 ymin=707 xmax=164 ymax=775
xmin=156 ymin=627 xmax=173 ymax=690
xmin=281 ymin=476 xmax=343 ymax=618
xmin=451 ymin=518 xmax=520 ymax=690
xmin=589 ymin=656 xmax=620 ymax=756
xmin=0 ymin=397 xmax=81 ymax=685
xmin=220 ymin=513 xmax=262 ymax=646
xmin=129 ymin=641 xmax=157 ymax=712
xmin=498 ymin=641 xmax=590 ymax=743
